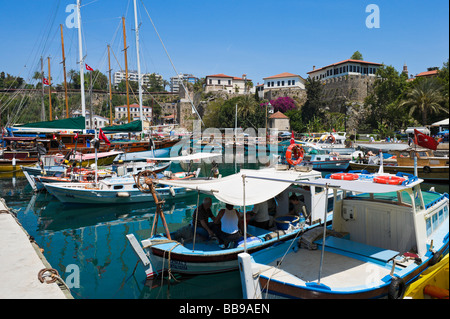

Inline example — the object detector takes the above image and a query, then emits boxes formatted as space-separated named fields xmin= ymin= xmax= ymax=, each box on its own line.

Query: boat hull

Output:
xmin=43 ymin=182 xmax=192 ymax=204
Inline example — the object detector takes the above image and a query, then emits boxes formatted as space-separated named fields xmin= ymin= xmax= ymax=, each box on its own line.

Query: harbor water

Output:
xmin=0 ymin=160 xmax=448 ymax=299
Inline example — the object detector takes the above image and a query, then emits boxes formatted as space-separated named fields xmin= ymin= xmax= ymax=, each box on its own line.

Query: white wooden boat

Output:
xmin=126 ymin=166 xmax=336 ymax=279
xmin=300 ymin=132 xmax=354 ymax=155
xmin=238 ymin=170 xmax=449 ymax=299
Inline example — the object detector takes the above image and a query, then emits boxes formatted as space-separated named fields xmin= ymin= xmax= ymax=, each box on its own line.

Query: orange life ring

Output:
xmin=286 ymin=144 xmax=304 ymax=166
xmin=330 ymin=173 xmax=359 ymax=181
xmin=373 ymin=175 xmax=406 ymax=185
xmin=327 ymin=135 xmax=336 ymax=144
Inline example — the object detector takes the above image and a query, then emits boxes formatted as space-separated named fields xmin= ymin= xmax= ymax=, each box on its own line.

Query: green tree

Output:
xmin=364 ymin=65 xmax=408 ymax=131
xmin=350 ymin=51 xmax=363 ymax=60
xmin=301 ymin=77 xmax=324 ymax=124
xmin=399 ymin=77 xmax=447 ymax=125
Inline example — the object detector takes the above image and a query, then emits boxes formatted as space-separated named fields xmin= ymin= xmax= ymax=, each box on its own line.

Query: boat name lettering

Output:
xmin=169 ymin=259 xmax=187 ymax=270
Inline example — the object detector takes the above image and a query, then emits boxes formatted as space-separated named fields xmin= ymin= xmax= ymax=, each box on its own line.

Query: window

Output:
xmin=228 ymin=80 xmax=231 ymax=85
xmin=292 ymin=80 xmax=295 ymax=85
xmin=267 ymin=82 xmax=270 ymax=87
xmin=281 ymin=81 xmax=285 ymax=86
xmin=218 ymin=80 xmax=221 ymax=85
xmin=209 ymin=79 xmax=212 ymax=84
xmin=277 ymin=81 xmax=280 ymax=86
xmin=357 ymin=66 xmax=360 ymax=73
xmin=272 ymin=82 xmax=274 ymax=87
xmin=288 ymin=80 xmax=291 ymax=85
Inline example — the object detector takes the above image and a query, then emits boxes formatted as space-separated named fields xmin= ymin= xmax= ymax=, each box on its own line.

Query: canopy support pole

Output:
xmin=317 ymin=184 xmax=329 ymax=285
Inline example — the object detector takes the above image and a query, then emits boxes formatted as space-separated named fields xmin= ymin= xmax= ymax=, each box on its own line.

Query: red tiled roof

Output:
xmin=416 ymin=70 xmax=439 ymax=77
xmin=269 ymin=111 xmax=289 ymax=119
xmin=206 ymin=73 xmax=234 ymax=78
xmin=263 ymin=72 xmax=300 ymax=80
xmin=233 ymin=77 xmax=252 ymax=81
xmin=307 ymin=59 xmax=383 ymax=74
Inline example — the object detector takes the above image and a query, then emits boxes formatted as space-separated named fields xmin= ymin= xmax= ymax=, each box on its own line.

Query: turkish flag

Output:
xmin=290 ymin=130 xmax=295 ymax=145
xmin=414 ymin=129 xmax=439 ymax=151
xmin=74 ymin=133 xmax=79 ymax=140
xmin=99 ymin=128 xmax=110 ymax=146
xmin=86 ymin=64 xmax=94 ymax=71
xmin=43 ymin=78 xmax=49 ymax=85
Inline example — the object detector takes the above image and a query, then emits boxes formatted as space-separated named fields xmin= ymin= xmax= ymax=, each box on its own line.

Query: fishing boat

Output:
xmin=237 ymin=169 xmax=449 ymax=299
xmin=298 ymin=154 xmax=350 ymax=171
xmin=126 ymin=166 xmax=334 ymax=279
xmin=300 ymin=132 xmax=355 ymax=155
xmin=42 ymin=172 xmax=196 ymax=205
xmin=349 ymin=148 xmax=449 ymax=182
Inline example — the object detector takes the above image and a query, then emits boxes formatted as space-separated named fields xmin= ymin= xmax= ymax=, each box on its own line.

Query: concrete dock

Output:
xmin=0 ymin=198 xmax=72 ymax=299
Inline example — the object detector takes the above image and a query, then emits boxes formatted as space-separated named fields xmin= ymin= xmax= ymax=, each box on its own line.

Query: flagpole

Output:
xmin=77 ymin=0 xmax=86 ymax=119
xmin=107 ymin=45 xmax=113 ymax=126
xmin=48 ymin=57 xmax=52 ymax=121
xmin=122 ymin=17 xmax=131 ymax=124
xmin=40 ymin=56 xmax=46 ymax=121
xmin=95 ymin=125 xmax=98 ymax=185
xmin=89 ymin=69 xmax=93 ymax=130
xmin=60 ymin=24 xmax=69 ymax=118
xmin=133 ymin=0 xmax=144 ymax=124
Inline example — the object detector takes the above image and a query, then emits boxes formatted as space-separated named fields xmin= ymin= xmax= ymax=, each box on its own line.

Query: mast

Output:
xmin=47 ymin=57 xmax=52 ymax=121
xmin=40 ymin=57 xmax=46 ymax=121
xmin=76 ymin=0 xmax=86 ymax=118
xmin=122 ymin=16 xmax=131 ymax=123
xmin=60 ymin=24 xmax=69 ymax=118
xmin=133 ymin=0 xmax=144 ymax=123
xmin=107 ymin=45 xmax=113 ymax=126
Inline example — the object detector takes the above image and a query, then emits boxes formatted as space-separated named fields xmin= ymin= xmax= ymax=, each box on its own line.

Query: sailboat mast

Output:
xmin=133 ymin=0 xmax=144 ymax=123
xmin=60 ymin=24 xmax=69 ymax=118
xmin=76 ymin=0 xmax=86 ymax=118
xmin=122 ymin=17 xmax=131 ymax=123
xmin=48 ymin=57 xmax=52 ymax=121
xmin=40 ymin=56 xmax=46 ymax=121
xmin=107 ymin=45 xmax=113 ymax=126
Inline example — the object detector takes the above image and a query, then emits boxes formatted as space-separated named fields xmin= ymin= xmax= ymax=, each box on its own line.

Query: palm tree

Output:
xmin=399 ymin=78 xmax=447 ymax=125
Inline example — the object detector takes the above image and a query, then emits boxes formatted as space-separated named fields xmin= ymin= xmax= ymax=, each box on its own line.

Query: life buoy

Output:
xmin=286 ymin=144 xmax=304 ymax=166
xmin=373 ymin=175 xmax=406 ymax=185
xmin=388 ymin=276 xmax=406 ymax=299
xmin=330 ymin=173 xmax=359 ymax=181
xmin=327 ymin=135 xmax=336 ymax=144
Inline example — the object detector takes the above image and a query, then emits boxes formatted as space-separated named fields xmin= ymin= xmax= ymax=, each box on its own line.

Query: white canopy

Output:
xmin=154 ymin=167 xmax=321 ymax=206
xmin=147 ymin=152 xmax=222 ymax=162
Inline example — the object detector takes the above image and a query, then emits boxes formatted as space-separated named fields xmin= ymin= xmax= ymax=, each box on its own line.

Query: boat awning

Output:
xmin=146 ymin=152 xmax=222 ymax=162
xmin=153 ymin=168 xmax=321 ymax=206
xmin=244 ymin=176 xmax=420 ymax=194
xmin=13 ymin=116 xmax=86 ymax=131
xmin=102 ymin=120 xmax=142 ymax=133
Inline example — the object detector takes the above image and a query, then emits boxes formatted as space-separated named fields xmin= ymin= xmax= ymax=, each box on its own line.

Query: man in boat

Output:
xmin=212 ymin=203 xmax=243 ymax=249
xmin=288 ymin=194 xmax=308 ymax=220
xmin=192 ymin=197 xmax=217 ymax=240
xmin=248 ymin=200 xmax=271 ymax=230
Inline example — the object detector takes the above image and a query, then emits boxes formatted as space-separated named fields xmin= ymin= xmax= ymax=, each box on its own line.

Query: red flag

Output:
xmin=85 ymin=64 xmax=94 ymax=71
xmin=414 ymin=129 xmax=438 ymax=151
xmin=290 ymin=130 xmax=295 ymax=145
xmin=74 ymin=133 xmax=79 ymax=140
xmin=99 ymin=128 xmax=110 ymax=145
xmin=43 ymin=78 xmax=49 ymax=85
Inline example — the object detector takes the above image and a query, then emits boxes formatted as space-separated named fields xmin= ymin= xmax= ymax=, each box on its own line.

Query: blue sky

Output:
xmin=0 ymin=0 xmax=448 ymax=86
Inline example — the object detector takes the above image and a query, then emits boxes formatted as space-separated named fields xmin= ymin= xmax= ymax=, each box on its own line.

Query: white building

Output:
xmin=307 ymin=59 xmax=382 ymax=81
xmin=204 ymin=73 xmax=253 ymax=94
xmin=114 ymin=104 xmax=152 ymax=122
xmin=263 ymin=72 xmax=306 ymax=90
xmin=113 ymin=71 xmax=162 ymax=88
xmin=170 ymin=73 xmax=198 ymax=93
xmin=72 ymin=110 xmax=110 ymax=128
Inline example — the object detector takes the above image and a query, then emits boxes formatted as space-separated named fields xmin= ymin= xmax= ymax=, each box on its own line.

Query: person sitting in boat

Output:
xmin=191 ymin=197 xmax=217 ymax=240
xmin=288 ymin=194 xmax=308 ymax=219
xmin=213 ymin=203 xmax=243 ymax=249
xmin=248 ymin=200 xmax=271 ymax=230
xmin=357 ymin=152 xmax=364 ymax=164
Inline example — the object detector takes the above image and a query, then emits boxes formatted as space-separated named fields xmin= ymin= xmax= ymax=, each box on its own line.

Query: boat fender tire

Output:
xmin=423 ymin=166 xmax=431 ymax=174
xmin=388 ymin=276 xmax=406 ymax=299
xmin=428 ymin=251 xmax=441 ymax=266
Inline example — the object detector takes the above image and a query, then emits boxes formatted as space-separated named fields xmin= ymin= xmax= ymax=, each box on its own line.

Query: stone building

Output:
xmin=269 ymin=111 xmax=290 ymax=132
xmin=261 ymin=72 xmax=307 ymax=106
xmin=306 ymin=59 xmax=383 ymax=130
